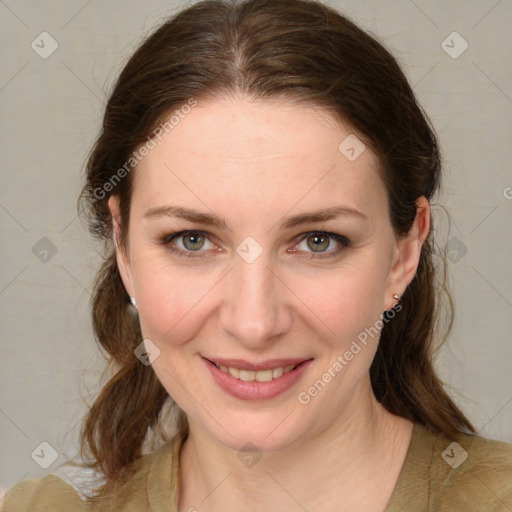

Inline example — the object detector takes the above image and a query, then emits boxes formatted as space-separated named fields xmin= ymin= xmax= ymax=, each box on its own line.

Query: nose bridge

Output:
xmin=220 ymin=247 xmax=290 ymax=347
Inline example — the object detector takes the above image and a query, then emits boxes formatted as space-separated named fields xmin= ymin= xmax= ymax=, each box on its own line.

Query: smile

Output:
xmin=203 ymin=357 xmax=313 ymax=400
xmin=212 ymin=362 xmax=298 ymax=382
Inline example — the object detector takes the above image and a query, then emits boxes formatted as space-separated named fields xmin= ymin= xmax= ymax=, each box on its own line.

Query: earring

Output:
xmin=393 ymin=293 xmax=401 ymax=305
xmin=130 ymin=296 xmax=138 ymax=309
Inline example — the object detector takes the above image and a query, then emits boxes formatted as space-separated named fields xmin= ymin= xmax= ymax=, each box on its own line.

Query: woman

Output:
xmin=3 ymin=0 xmax=511 ymax=510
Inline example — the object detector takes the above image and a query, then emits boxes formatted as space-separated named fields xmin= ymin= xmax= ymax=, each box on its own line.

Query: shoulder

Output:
xmin=2 ymin=433 xmax=183 ymax=512
xmin=388 ymin=423 xmax=512 ymax=511
xmin=425 ymin=425 xmax=512 ymax=510
xmin=2 ymin=474 xmax=89 ymax=512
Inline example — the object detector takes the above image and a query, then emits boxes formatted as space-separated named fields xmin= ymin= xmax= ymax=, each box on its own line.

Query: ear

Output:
xmin=384 ymin=196 xmax=430 ymax=310
xmin=108 ymin=195 xmax=135 ymax=299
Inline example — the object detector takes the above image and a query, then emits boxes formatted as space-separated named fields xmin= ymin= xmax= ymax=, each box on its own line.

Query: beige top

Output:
xmin=3 ymin=423 xmax=512 ymax=511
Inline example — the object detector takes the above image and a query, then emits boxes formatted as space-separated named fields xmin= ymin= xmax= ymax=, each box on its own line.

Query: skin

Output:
xmin=109 ymin=94 xmax=430 ymax=511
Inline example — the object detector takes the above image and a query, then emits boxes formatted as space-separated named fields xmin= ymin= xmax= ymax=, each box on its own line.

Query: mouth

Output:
xmin=208 ymin=360 xmax=302 ymax=382
xmin=202 ymin=356 xmax=314 ymax=400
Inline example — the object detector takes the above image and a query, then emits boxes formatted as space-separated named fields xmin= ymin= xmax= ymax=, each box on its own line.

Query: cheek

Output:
xmin=134 ymin=258 xmax=218 ymax=346
xmin=289 ymin=256 xmax=390 ymax=343
xmin=134 ymin=264 xmax=214 ymax=407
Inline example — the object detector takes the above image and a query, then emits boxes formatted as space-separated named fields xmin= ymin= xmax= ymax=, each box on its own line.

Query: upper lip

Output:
xmin=204 ymin=357 xmax=312 ymax=371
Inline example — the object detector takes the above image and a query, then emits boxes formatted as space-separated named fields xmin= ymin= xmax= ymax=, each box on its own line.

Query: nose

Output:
xmin=218 ymin=251 xmax=293 ymax=350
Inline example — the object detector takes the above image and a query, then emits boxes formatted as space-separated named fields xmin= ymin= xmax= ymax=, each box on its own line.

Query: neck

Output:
xmin=178 ymin=379 xmax=413 ymax=512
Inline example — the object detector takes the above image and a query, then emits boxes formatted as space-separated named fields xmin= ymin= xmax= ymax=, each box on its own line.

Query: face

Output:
xmin=110 ymin=94 xmax=427 ymax=452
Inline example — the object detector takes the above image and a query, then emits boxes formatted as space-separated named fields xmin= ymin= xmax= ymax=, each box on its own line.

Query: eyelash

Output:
xmin=159 ymin=230 xmax=351 ymax=260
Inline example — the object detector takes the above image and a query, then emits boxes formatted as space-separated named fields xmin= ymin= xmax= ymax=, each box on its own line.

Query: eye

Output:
xmin=292 ymin=231 xmax=351 ymax=259
xmin=159 ymin=229 xmax=350 ymax=260
xmin=161 ymin=230 xmax=217 ymax=258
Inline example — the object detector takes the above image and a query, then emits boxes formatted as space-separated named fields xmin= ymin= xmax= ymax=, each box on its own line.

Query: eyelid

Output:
xmin=160 ymin=229 xmax=351 ymax=259
xmin=291 ymin=230 xmax=351 ymax=259
xmin=293 ymin=230 xmax=351 ymax=247
xmin=161 ymin=230 xmax=216 ymax=258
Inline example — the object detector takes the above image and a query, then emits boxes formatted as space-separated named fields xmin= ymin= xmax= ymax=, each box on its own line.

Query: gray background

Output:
xmin=1 ymin=0 xmax=511 ymax=497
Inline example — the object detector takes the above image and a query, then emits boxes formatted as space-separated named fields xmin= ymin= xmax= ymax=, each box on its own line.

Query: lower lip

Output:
xmin=203 ymin=358 xmax=313 ymax=401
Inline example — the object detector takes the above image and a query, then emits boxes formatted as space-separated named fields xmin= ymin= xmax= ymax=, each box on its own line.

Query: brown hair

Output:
xmin=75 ymin=0 xmax=475 ymax=500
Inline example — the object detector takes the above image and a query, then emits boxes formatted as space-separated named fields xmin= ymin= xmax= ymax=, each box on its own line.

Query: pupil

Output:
xmin=184 ymin=234 xmax=204 ymax=250
xmin=309 ymin=234 xmax=328 ymax=252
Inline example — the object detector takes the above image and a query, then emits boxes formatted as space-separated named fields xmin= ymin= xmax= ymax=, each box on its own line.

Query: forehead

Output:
xmin=131 ymin=95 xmax=387 ymax=222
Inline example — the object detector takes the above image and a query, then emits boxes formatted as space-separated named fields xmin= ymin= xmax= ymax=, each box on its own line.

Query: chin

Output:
xmin=187 ymin=401 xmax=314 ymax=454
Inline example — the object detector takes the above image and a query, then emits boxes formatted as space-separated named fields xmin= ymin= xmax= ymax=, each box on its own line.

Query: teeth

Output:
xmin=215 ymin=363 xmax=298 ymax=381
xmin=228 ymin=367 xmax=240 ymax=378
xmin=239 ymin=370 xmax=256 ymax=381
xmin=255 ymin=369 xmax=273 ymax=382
xmin=272 ymin=367 xmax=283 ymax=379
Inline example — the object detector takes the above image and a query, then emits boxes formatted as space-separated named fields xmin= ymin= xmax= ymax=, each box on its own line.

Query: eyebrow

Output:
xmin=142 ymin=205 xmax=368 ymax=230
